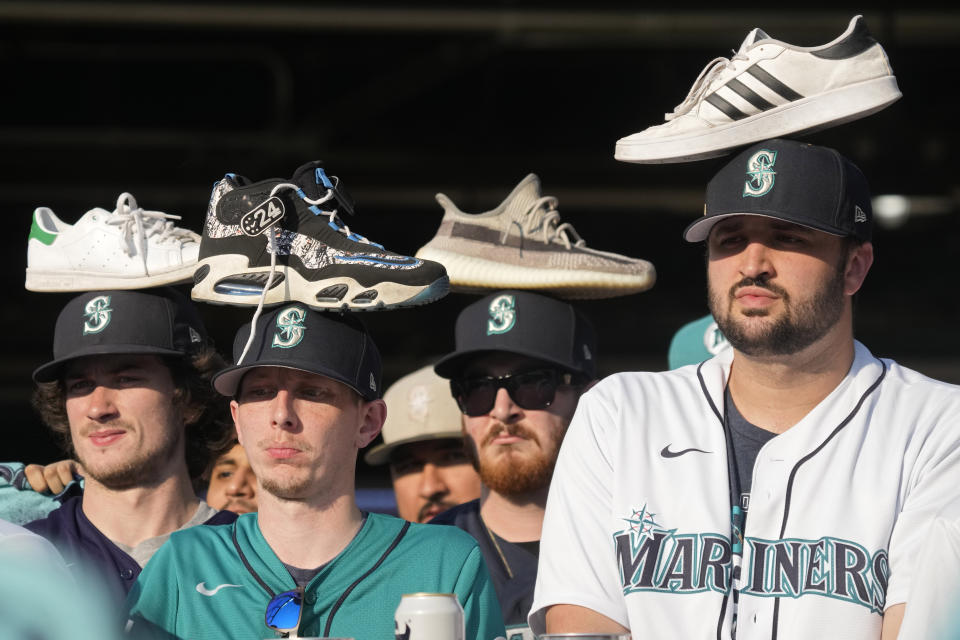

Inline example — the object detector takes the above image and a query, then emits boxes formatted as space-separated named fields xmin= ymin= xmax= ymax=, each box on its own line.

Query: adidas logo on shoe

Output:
xmin=615 ymin=15 xmax=902 ymax=164
xmin=191 ymin=161 xmax=449 ymax=311
xmin=25 ymin=193 xmax=200 ymax=292
xmin=415 ymin=174 xmax=656 ymax=299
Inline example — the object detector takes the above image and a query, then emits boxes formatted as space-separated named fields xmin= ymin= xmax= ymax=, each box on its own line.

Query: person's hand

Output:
xmin=23 ymin=459 xmax=83 ymax=494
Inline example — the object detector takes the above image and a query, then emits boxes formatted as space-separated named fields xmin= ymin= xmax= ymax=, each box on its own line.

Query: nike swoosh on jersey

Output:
xmin=660 ymin=445 xmax=711 ymax=458
xmin=196 ymin=582 xmax=244 ymax=596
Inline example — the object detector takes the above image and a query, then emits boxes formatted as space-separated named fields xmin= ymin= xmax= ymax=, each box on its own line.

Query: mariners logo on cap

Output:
xmin=407 ymin=384 xmax=429 ymax=422
xmin=743 ymin=149 xmax=777 ymax=198
xmin=487 ymin=294 xmax=516 ymax=335
xmin=83 ymin=295 xmax=112 ymax=335
xmin=272 ymin=306 xmax=307 ymax=349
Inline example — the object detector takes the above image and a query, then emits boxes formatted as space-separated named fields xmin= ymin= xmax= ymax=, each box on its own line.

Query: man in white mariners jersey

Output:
xmin=530 ymin=138 xmax=960 ymax=639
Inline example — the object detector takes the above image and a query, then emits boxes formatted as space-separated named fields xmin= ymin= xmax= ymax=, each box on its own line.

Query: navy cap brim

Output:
xmin=434 ymin=347 xmax=584 ymax=380
xmin=212 ymin=361 xmax=373 ymax=400
xmin=33 ymin=344 xmax=187 ymax=383
xmin=683 ymin=212 xmax=849 ymax=243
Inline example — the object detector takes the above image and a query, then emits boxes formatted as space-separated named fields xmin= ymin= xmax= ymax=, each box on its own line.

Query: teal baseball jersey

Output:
xmin=126 ymin=511 xmax=505 ymax=640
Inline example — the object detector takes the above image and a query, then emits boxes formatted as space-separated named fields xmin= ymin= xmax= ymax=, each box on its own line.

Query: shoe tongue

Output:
xmin=502 ymin=173 xmax=543 ymax=217
xmin=290 ymin=160 xmax=356 ymax=215
xmin=291 ymin=160 xmax=329 ymax=201
xmin=738 ymin=27 xmax=770 ymax=52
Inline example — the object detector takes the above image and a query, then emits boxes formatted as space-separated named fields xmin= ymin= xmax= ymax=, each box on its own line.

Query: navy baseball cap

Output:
xmin=434 ymin=290 xmax=597 ymax=380
xmin=212 ymin=305 xmax=382 ymax=400
xmin=684 ymin=139 xmax=873 ymax=243
xmin=33 ymin=289 xmax=207 ymax=383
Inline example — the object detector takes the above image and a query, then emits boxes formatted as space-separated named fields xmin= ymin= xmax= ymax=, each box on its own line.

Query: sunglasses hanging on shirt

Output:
xmin=265 ymin=586 xmax=304 ymax=638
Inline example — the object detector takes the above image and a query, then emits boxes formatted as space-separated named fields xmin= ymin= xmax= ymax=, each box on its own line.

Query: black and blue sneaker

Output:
xmin=191 ymin=161 xmax=449 ymax=311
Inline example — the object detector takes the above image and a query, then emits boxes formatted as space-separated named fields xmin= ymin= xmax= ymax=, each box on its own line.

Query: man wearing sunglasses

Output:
xmin=432 ymin=290 xmax=597 ymax=640
xmin=126 ymin=305 xmax=505 ymax=640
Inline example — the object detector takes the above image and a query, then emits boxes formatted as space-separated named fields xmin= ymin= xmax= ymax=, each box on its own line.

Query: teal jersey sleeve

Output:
xmin=455 ymin=544 xmax=507 ymax=640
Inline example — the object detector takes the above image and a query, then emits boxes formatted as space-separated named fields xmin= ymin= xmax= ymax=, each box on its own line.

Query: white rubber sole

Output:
xmin=416 ymin=246 xmax=656 ymax=300
xmin=615 ymin=76 xmax=902 ymax=164
xmin=190 ymin=254 xmax=448 ymax=310
xmin=25 ymin=264 xmax=195 ymax=292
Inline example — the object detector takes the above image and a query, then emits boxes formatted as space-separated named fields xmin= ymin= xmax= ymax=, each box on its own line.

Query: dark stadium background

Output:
xmin=2 ymin=3 xmax=957 ymax=494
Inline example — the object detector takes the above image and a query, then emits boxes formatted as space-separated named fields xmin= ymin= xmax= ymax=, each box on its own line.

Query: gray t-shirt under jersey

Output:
xmin=114 ymin=501 xmax=219 ymax=567
xmin=725 ymin=388 xmax=777 ymax=514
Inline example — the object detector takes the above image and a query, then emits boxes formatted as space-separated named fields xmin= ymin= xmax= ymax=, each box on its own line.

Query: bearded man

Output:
xmin=432 ymin=290 xmax=598 ymax=640
xmin=26 ymin=289 xmax=236 ymax=605
xmin=531 ymin=139 xmax=960 ymax=640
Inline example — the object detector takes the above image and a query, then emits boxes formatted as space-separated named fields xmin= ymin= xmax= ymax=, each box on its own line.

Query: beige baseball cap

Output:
xmin=364 ymin=364 xmax=464 ymax=466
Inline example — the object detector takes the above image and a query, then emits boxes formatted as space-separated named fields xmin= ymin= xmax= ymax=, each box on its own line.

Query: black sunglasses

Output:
xmin=265 ymin=587 xmax=303 ymax=637
xmin=451 ymin=368 xmax=577 ymax=417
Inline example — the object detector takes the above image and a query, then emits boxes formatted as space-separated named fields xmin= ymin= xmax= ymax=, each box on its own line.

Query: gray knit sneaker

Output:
xmin=415 ymin=174 xmax=656 ymax=299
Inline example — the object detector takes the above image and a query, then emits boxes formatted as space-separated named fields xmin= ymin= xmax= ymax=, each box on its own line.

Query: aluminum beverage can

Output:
xmin=394 ymin=592 xmax=464 ymax=640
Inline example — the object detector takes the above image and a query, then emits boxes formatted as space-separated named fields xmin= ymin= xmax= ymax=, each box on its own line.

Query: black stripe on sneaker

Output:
xmin=725 ymin=78 xmax=776 ymax=112
xmin=705 ymin=93 xmax=748 ymax=121
xmin=745 ymin=65 xmax=804 ymax=101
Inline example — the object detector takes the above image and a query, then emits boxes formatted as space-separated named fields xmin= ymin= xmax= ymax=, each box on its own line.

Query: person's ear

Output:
xmin=844 ymin=241 xmax=874 ymax=296
xmin=356 ymin=398 xmax=386 ymax=448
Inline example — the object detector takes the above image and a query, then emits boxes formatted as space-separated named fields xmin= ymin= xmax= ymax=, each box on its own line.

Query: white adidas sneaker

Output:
xmin=615 ymin=15 xmax=901 ymax=164
xmin=25 ymin=193 xmax=201 ymax=292
xmin=415 ymin=174 xmax=656 ymax=299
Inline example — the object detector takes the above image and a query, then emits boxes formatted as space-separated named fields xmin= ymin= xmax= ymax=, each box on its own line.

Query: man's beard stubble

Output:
xmin=76 ymin=421 xmax=182 ymax=490
xmin=708 ymin=260 xmax=847 ymax=357
xmin=467 ymin=421 xmax=560 ymax=496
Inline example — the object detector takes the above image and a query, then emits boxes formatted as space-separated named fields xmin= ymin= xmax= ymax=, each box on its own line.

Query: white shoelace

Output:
xmin=236 ymin=183 xmax=351 ymax=365
xmin=504 ymin=195 xmax=585 ymax=250
xmin=664 ymin=51 xmax=748 ymax=121
xmin=105 ymin=192 xmax=199 ymax=276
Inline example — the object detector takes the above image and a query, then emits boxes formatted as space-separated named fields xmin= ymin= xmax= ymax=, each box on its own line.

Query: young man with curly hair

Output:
xmin=26 ymin=289 xmax=237 ymax=604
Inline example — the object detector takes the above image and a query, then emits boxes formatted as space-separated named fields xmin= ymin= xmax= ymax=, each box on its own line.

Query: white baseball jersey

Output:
xmin=530 ymin=341 xmax=960 ymax=640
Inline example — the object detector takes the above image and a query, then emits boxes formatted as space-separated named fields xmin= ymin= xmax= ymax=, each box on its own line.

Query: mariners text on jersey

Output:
xmin=531 ymin=342 xmax=960 ymax=640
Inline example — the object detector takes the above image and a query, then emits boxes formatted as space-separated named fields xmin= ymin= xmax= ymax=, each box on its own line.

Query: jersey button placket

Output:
xmin=305 ymin=591 xmax=317 ymax=605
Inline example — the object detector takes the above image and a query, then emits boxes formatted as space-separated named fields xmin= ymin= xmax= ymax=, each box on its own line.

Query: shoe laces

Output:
xmin=105 ymin=192 xmax=199 ymax=276
xmin=504 ymin=196 xmax=585 ymax=251
xmin=236 ymin=181 xmax=359 ymax=366
xmin=664 ymin=51 xmax=748 ymax=121
xmin=273 ymin=180 xmax=376 ymax=245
